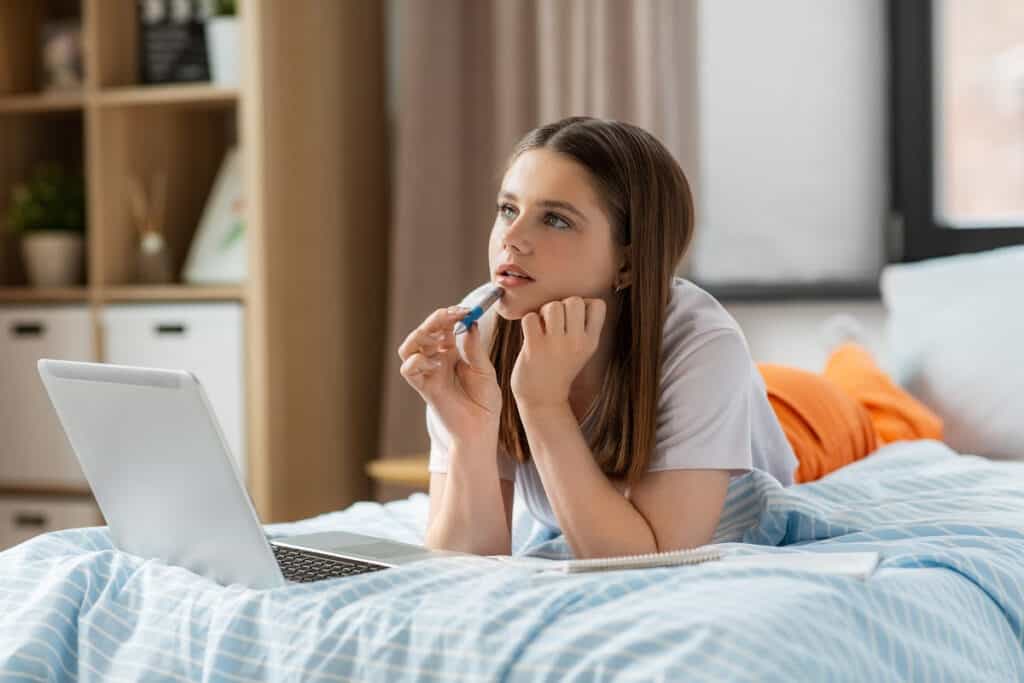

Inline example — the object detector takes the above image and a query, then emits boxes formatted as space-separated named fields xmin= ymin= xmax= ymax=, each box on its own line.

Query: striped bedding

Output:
xmin=1 ymin=439 xmax=1022 ymax=681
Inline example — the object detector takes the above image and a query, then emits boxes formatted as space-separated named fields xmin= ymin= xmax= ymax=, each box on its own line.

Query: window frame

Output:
xmin=890 ymin=0 xmax=1024 ymax=262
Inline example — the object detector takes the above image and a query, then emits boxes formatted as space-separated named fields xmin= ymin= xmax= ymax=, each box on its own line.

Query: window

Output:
xmin=890 ymin=0 xmax=1024 ymax=261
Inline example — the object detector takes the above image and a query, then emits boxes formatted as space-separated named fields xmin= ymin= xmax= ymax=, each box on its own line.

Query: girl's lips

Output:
xmin=496 ymin=274 xmax=533 ymax=288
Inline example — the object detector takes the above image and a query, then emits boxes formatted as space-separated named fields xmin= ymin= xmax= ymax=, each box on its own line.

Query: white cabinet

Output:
xmin=101 ymin=303 xmax=246 ymax=474
xmin=0 ymin=496 xmax=104 ymax=550
xmin=0 ymin=305 xmax=95 ymax=486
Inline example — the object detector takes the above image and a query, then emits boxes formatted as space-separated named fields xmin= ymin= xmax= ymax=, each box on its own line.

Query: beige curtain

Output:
xmin=379 ymin=0 xmax=698 ymax=459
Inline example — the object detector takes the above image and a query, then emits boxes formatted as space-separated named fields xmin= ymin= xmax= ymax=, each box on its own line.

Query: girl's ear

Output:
xmin=615 ymin=246 xmax=633 ymax=290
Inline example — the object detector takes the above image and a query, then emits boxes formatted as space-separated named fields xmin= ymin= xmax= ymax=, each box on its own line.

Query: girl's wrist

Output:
xmin=450 ymin=423 xmax=499 ymax=455
xmin=449 ymin=434 xmax=505 ymax=481
xmin=514 ymin=397 xmax=572 ymax=421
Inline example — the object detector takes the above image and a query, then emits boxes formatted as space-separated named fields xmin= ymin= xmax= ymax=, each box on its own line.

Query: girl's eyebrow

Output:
xmin=499 ymin=191 xmax=587 ymax=222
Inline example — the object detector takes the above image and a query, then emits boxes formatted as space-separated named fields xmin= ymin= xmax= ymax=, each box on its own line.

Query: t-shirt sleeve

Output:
xmin=425 ymin=404 xmax=517 ymax=481
xmin=647 ymin=330 xmax=754 ymax=475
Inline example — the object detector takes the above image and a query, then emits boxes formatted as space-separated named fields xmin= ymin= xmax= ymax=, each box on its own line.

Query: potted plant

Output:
xmin=206 ymin=0 xmax=240 ymax=86
xmin=5 ymin=163 xmax=86 ymax=287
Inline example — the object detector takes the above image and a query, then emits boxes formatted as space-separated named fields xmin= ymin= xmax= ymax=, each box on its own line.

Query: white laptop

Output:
xmin=37 ymin=359 xmax=462 ymax=589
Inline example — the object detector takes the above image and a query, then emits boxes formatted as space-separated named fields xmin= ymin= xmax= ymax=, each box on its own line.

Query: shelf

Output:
xmin=366 ymin=456 xmax=430 ymax=488
xmin=0 ymin=287 xmax=90 ymax=303
xmin=95 ymin=84 xmax=239 ymax=109
xmin=99 ymin=284 xmax=245 ymax=303
xmin=0 ymin=92 xmax=85 ymax=114
xmin=0 ymin=87 xmax=237 ymax=112
xmin=0 ymin=286 xmax=242 ymax=304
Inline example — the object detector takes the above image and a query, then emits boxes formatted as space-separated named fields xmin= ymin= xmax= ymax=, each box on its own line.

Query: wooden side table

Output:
xmin=365 ymin=455 xmax=430 ymax=492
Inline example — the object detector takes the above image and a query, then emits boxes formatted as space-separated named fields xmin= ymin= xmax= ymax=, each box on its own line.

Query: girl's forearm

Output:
xmin=518 ymin=402 xmax=658 ymax=559
xmin=424 ymin=436 xmax=511 ymax=556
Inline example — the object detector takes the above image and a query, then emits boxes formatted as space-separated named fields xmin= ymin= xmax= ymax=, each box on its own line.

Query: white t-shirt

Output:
xmin=426 ymin=277 xmax=797 ymax=530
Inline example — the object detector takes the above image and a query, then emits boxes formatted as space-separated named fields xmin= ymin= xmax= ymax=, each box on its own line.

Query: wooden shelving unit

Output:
xmin=0 ymin=0 xmax=389 ymax=524
xmin=0 ymin=1 xmax=239 ymax=302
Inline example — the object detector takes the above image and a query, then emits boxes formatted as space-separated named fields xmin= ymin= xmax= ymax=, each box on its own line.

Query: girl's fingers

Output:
xmin=399 ymin=327 xmax=445 ymax=361
xmin=398 ymin=307 xmax=469 ymax=361
xmin=563 ymin=297 xmax=586 ymax=337
xmin=540 ymin=301 xmax=565 ymax=335
xmin=460 ymin=320 xmax=490 ymax=368
xmin=400 ymin=352 xmax=443 ymax=389
xmin=584 ymin=298 xmax=607 ymax=337
xmin=521 ymin=312 xmax=543 ymax=348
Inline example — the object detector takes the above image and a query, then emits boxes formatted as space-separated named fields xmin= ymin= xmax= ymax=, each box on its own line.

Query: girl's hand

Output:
xmin=511 ymin=297 xmax=607 ymax=410
xmin=398 ymin=307 xmax=502 ymax=443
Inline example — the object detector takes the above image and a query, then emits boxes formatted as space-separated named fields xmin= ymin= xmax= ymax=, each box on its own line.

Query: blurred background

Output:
xmin=0 ymin=0 xmax=1021 ymax=544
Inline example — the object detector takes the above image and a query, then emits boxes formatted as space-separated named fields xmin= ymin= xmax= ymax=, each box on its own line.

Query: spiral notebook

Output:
xmin=489 ymin=549 xmax=879 ymax=579
xmin=562 ymin=546 xmax=722 ymax=573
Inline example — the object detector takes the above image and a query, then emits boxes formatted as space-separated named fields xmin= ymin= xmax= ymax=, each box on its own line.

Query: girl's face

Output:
xmin=489 ymin=148 xmax=625 ymax=320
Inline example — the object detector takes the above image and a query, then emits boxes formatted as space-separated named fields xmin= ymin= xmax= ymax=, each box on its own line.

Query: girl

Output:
xmin=398 ymin=117 xmax=942 ymax=559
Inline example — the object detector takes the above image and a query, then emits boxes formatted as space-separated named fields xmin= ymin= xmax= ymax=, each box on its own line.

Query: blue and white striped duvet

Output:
xmin=2 ymin=439 xmax=1023 ymax=681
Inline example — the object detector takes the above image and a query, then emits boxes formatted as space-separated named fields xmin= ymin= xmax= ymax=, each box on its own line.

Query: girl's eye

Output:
xmin=498 ymin=203 xmax=517 ymax=220
xmin=544 ymin=213 xmax=571 ymax=231
xmin=496 ymin=204 xmax=571 ymax=231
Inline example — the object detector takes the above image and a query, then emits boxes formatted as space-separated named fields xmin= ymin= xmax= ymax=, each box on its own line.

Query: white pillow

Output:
xmin=880 ymin=245 xmax=1024 ymax=460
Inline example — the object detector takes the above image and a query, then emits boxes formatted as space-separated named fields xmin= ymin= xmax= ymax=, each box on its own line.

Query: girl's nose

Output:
xmin=501 ymin=217 xmax=532 ymax=253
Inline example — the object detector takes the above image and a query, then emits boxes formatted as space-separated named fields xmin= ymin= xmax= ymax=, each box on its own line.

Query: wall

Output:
xmin=724 ymin=300 xmax=888 ymax=372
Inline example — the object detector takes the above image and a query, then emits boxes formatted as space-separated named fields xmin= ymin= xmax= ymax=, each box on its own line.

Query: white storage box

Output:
xmin=0 ymin=496 xmax=103 ymax=550
xmin=0 ymin=305 xmax=95 ymax=486
xmin=101 ymin=303 xmax=246 ymax=474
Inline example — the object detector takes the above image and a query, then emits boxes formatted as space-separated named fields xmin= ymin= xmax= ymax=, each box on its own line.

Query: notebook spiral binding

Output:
xmin=564 ymin=547 xmax=723 ymax=573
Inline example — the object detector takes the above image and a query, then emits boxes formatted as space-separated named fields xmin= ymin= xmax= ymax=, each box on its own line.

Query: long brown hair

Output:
xmin=490 ymin=117 xmax=695 ymax=483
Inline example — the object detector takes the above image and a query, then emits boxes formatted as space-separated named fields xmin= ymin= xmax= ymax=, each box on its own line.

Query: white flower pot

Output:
xmin=21 ymin=232 xmax=83 ymax=287
xmin=206 ymin=16 xmax=241 ymax=86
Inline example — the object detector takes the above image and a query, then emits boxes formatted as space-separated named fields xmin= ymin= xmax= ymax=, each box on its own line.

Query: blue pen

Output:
xmin=453 ymin=284 xmax=504 ymax=335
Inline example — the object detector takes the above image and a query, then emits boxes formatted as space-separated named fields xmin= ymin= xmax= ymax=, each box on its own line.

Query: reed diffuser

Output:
xmin=127 ymin=172 xmax=174 ymax=284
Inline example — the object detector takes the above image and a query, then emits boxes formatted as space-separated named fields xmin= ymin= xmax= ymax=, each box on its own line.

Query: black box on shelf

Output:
xmin=137 ymin=0 xmax=210 ymax=84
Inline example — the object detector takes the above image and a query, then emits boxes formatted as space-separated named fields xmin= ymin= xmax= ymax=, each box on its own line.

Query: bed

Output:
xmin=5 ymin=246 xmax=1023 ymax=681
xmin=2 ymin=438 xmax=1023 ymax=681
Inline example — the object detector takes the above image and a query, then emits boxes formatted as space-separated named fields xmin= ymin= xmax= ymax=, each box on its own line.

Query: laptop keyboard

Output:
xmin=271 ymin=543 xmax=388 ymax=583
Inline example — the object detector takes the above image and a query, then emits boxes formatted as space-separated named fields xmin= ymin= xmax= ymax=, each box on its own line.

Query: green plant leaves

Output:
xmin=5 ymin=163 xmax=85 ymax=234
